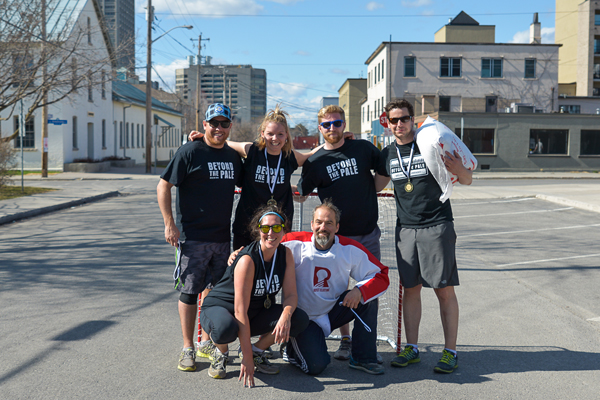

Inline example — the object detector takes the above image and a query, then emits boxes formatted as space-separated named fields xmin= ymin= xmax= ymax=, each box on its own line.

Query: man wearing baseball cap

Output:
xmin=158 ymin=103 xmax=243 ymax=375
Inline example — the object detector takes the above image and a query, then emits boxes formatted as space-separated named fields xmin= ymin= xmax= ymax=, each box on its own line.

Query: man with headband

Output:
xmin=157 ymin=103 xmax=243 ymax=372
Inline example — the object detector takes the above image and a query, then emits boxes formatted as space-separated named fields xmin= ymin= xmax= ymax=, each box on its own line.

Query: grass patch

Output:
xmin=0 ymin=186 xmax=57 ymax=200
xmin=7 ymin=170 xmax=61 ymax=176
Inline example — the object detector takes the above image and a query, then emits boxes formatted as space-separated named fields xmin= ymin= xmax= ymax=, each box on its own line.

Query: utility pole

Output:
xmin=145 ymin=1 xmax=153 ymax=173
xmin=41 ymin=0 xmax=48 ymax=177
xmin=192 ymin=34 xmax=209 ymax=131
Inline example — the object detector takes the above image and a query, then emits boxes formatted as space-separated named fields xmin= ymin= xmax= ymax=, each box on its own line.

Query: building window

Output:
xmin=71 ymin=58 xmax=77 ymax=90
xmin=581 ymin=130 xmax=600 ymax=155
xmin=440 ymin=57 xmax=461 ymax=77
xmin=595 ymin=38 xmax=600 ymax=54
xmin=137 ymin=124 xmax=140 ymax=148
xmin=141 ymin=125 xmax=144 ymax=147
xmin=367 ymin=105 xmax=370 ymax=121
xmin=101 ymin=71 xmax=106 ymax=99
xmin=404 ymin=57 xmax=416 ymax=77
xmin=102 ymin=119 xmax=106 ymax=148
xmin=381 ymin=60 xmax=384 ymax=80
xmin=439 ymin=96 xmax=451 ymax=112
xmin=482 ymin=58 xmax=503 ymax=78
xmin=525 ymin=59 xmax=536 ymax=78
xmin=87 ymin=71 xmax=93 ymax=101
xmin=456 ymin=128 xmax=495 ymax=154
xmin=529 ymin=129 xmax=568 ymax=155
xmin=87 ymin=17 xmax=91 ymax=44
xmin=119 ymin=121 xmax=123 ymax=148
xmin=72 ymin=116 xmax=78 ymax=149
xmin=595 ymin=11 xmax=600 ymax=26
xmin=13 ymin=116 xmax=35 ymax=148
xmin=559 ymin=105 xmax=580 ymax=114
xmin=594 ymin=63 xmax=600 ymax=79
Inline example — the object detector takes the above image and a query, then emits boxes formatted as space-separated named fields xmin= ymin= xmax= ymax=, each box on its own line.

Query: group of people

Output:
xmin=157 ymin=99 xmax=472 ymax=386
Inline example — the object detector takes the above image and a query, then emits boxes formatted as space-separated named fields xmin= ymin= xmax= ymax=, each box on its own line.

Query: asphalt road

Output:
xmin=1 ymin=179 xmax=599 ymax=399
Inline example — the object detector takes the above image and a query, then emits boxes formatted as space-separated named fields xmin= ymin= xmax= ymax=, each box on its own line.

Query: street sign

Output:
xmin=48 ymin=119 xmax=68 ymax=125
xmin=379 ymin=112 xmax=388 ymax=128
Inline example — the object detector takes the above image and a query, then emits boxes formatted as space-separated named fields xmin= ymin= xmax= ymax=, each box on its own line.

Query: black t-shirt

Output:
xmin=160 ymin=139 xmax=243 ymax=242
xmin=377 ymin=141 xmax=453 ymax=228
xmin=298 ymin=139 xmax=380 ymax=236
xmin=202 ymin=241 xmax=287 ymax=313
xmin=232 ymin=144 xmax=298 ymax=239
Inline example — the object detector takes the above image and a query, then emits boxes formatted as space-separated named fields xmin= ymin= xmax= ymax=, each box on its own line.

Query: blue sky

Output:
xmin=134 ymin=0 xmax=556 ymax=128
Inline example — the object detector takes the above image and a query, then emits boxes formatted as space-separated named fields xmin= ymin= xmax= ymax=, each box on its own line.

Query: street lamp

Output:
xmin=145 ymin=10 xmax=193 ymax=173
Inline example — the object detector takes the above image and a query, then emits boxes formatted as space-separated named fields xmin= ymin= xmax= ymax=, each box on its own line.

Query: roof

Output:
xmin=449 ymin=11 xmax=479 ymax=26
xmin=112 ymin=80 xmax=182 ymax=116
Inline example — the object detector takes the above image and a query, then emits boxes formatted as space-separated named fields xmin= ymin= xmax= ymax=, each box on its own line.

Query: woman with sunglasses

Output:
xmin=190 ymin=105 xmax=322 ymax=250
xmin=200 ymin=205 xmax=309 ymax=387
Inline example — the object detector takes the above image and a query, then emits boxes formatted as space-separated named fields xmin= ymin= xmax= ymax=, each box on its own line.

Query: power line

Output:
xmin=145 ymin=11 xmax=560 ymax=18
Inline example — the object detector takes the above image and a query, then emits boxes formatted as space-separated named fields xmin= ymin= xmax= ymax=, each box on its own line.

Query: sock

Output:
xmin=199 ymin=340 xmax=210 ymax=346
xmin=444 ymin=348 xmax=457 ymax=356
xmin=406 ymin=343 xmax=418 ymax=351
xmin=252 ymin=344 xmax=263 ymax=353
xmin=341 ymin=335 xmax=351 ymax=341
xmin=183 ymin=346 xmax=194 ymax=351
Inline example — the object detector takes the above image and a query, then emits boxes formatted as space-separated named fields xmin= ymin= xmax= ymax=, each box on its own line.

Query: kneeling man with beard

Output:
xmin=281 ymin=199 xmax=390 ymax=375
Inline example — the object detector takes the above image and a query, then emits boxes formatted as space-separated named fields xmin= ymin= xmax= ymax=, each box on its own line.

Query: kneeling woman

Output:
xmin=200 ymin=205 xmax=308 ymax=387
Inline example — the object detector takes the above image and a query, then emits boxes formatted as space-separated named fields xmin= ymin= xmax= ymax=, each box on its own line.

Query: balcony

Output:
xmin=595 ymin=64 xmax=600 ymax=80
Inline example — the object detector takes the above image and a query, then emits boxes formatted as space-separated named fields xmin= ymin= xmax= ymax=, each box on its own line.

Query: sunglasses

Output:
xmin=319 ymin=120 xmax=344 ymax=129
xmin=387 ymin=116 xmax=413 ymax=125
xmin=258 ymin=224 xmax=284 ymax=234
xmin=208 ymin=119 xmax=231 ymax=129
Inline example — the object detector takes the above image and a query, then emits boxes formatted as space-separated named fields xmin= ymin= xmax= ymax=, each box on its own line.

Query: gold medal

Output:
xmin=405 ymin=181 xmax=414 ymax=193
xmin=264 ymin=295 xmax=272 ymax=309
xmin=267 ymin=197 xmax=277 ymax=207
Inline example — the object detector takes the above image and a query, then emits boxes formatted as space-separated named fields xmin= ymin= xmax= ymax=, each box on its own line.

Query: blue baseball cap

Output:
xmin=205 ymin=103 xmax=232 ymax=121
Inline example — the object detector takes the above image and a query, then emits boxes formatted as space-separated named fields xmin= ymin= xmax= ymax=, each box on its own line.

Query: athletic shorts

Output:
xmin=395 ymin=221 xmax=459 ymax=289
xmin=346 ymin=225 xmax=381 ymax=261
xmin=177 ymin=241 xmax=229 ymax=295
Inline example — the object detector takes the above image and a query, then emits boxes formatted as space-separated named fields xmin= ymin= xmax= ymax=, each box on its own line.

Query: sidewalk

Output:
xmin=1 ymin=167 xmax=599 ymax=226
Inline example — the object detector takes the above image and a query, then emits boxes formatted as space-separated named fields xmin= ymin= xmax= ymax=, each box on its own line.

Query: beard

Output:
xmin=315 ymin=231 xmax=331 ymax=248
xmin=323 ymin=131 xmax=343 ymax=145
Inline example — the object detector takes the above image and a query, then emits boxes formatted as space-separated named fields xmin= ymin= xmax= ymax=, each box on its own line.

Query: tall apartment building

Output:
xmin=555 ymin=0 xmax=600 ymax=97
xmin=175 ymin=62 xmax=267 ymax=123
xmin=97 ymin=0 xmax=135 ymax=71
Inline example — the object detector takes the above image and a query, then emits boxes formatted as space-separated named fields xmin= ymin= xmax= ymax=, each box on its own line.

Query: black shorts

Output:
xmin=395 ymin=221 xmax=459 ymax=289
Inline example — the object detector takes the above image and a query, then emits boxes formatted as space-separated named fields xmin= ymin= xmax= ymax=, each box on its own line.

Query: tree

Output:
xmin=0 ymin=0 xmax=122 ymax=142
xmin=0 ymin=140 xmax=16 ymax=188
xmin=290 ymin=123 xmax=310 ymax=137
xmin=229 ymin=119 xmax=260 ymax=142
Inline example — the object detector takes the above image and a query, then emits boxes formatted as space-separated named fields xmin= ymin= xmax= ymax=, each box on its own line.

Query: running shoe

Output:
xmin=391 ymin=345 xmax=420 ymax=367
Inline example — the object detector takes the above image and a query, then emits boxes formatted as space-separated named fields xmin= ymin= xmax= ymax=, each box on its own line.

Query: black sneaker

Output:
xmin=434 ymin=349 xmax=458 ymax=373
xmin=349 ymin=356 xmax=385 ymax=375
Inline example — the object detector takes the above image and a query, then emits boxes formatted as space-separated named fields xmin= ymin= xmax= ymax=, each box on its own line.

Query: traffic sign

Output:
xmin=48 ymin=119 xmax=68 ymax=125
xmin=379 ymin=112 xmax=388 ymax=128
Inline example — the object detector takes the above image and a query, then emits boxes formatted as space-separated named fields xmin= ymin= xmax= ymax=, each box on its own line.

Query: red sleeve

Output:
xmin=337 ymin=235 xmax=390 ymax=302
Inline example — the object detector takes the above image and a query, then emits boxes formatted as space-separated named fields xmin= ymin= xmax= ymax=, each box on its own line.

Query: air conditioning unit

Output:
xmin=511 ymin=102 xmax=535 ymax=113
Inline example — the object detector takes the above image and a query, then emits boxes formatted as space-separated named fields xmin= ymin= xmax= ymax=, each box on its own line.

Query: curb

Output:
xmin=0 ymin=191 xmax=120 ymax=226
xmin=535 ymin=194 xmax=600 ymax=214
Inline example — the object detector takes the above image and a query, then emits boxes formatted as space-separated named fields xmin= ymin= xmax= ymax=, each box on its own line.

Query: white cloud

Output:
xmin=266 ymin=81 xmax=320 ymax=127
xmin=139 ymin=58 xmax=189 ymax=91
xmin=149 ymin=0 xmax=263 ymax=17
xmin=401 ymin=0 xmax=432 ymax=7
xmin=366 ymin=2 xmax=384 ymax=11
xmin=509 ymin=27 xmax=555 ymax=44
xmin=294 ymin=50 xmax=311 ymax=56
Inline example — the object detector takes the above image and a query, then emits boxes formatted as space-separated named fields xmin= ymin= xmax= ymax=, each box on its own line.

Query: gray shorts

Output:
xmin=177 ymin=241 xmax=230 ymax=295
xmin=395 ymin=221 xmax=459 ymax=289
xmin=346 ymin=225 xmax=381 ymax=261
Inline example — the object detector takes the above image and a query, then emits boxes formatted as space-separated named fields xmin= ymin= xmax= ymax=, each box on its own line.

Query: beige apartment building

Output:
xmin=556 ymin=0 xmax=600 ymax=97
xmin=338 ymin=78 xmax=367 ymax=135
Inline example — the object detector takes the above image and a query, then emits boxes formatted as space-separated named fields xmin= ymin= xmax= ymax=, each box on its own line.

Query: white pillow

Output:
xmin=415 ymin=116 xmax=477 ymax=202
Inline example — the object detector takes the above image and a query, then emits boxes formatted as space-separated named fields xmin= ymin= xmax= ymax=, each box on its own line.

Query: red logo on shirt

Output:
xmin=314 ymin=266 xmax=331 ymax=292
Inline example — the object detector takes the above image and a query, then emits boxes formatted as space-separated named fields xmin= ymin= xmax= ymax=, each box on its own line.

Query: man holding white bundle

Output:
xmin=375 ymin=99 xmax=473 ymax=374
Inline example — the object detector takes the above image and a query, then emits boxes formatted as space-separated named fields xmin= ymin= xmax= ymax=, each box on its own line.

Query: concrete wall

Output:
xmin=439 ymin=112 xmax=600 ymax=171
xmin=338 ymin=79 xmax=367 ymax=134
xmin=434 ymin=25 xmax=495 ymax=44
